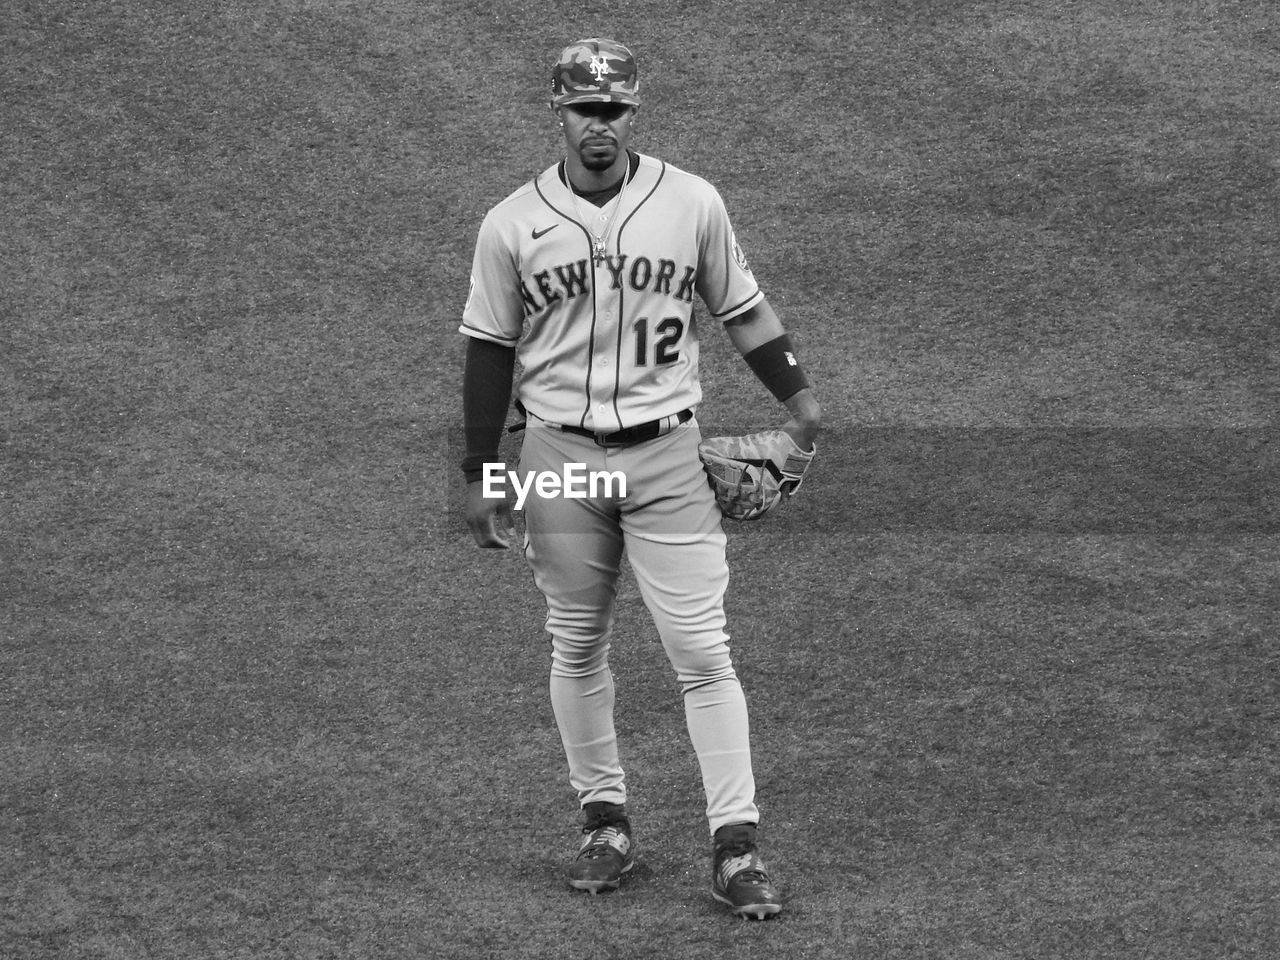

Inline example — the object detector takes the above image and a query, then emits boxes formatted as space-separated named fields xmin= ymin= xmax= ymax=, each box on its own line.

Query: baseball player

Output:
xmin=458 ymin=39 xmax=821 ymax=920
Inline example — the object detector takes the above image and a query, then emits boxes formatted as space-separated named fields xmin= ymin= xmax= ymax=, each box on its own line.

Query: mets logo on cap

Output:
xmin=551 ymin=38 xmax=641 ymax=107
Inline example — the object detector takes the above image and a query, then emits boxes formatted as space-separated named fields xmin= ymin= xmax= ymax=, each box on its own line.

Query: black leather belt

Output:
xmin=560 ymin=409 xmax=693 ymax=447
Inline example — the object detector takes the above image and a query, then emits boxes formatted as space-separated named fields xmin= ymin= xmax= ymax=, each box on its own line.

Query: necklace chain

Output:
xmin=571 ymin=169 xmax=631 ymax=264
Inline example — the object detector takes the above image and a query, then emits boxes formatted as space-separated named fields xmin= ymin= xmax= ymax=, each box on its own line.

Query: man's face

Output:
xmin=560 ymin=101 xmax=636 ymax=172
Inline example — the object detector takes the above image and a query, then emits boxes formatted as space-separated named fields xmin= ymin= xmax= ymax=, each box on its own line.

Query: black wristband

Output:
xmin=742 ymin=334 xmax=810 ymax=402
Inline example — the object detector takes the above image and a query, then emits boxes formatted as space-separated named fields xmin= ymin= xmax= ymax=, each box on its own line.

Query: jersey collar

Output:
xmin=558 ymin=150 xmax=641 ymax=205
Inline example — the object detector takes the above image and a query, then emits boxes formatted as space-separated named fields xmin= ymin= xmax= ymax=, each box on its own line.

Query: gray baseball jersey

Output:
xmin=460 ymin=152 xmax=762 ymax=433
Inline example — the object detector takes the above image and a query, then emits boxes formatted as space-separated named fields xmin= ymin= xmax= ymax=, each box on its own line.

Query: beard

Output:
xmin=579 ymin=139 xmax=619 ymax=171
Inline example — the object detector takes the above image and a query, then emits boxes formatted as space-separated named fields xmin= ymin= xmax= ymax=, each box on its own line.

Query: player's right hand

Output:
xmin=465 ymin=479 xmax=515 ymax=549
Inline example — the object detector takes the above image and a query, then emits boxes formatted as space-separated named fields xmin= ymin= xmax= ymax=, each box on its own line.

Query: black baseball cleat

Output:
xmin=711 ymin=823 xmax=783 ymax=919
xmin=567 ymin=802 xmax=635 ymax=895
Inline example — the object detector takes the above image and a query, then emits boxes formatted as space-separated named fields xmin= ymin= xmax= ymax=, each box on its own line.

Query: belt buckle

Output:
xmin=585 ymin=412 xmax=682 ymax=447
xmin=596 ymin=425 xmax=639 ymax=447
xmin=593 ymin=427 xmax=629 ymax=448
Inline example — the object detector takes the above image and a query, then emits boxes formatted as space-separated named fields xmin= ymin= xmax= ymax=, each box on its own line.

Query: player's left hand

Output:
xmin=698 ymin=429 xmax=817 ymax=522
xmin=781 ymin=418 xmax=819 ymax=454
xmin=780 ymin=387 xmax=822 ymax=452
xmin=465 ymin=479 xmax=515 ymax=549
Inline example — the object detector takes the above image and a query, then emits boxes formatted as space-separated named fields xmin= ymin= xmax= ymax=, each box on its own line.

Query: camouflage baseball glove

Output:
xmin=697 ymin=430 xmax=817 ymax=522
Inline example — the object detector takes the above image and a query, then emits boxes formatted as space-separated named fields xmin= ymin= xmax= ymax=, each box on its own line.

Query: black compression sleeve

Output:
xmin=461 ymin=337 xmax=516 ymax=483
xmin=742 ymin=334 xmax=810 ymax=402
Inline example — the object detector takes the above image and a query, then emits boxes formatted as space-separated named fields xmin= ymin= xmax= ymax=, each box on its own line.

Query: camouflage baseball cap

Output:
xmin=551 ymin=38 xmax=640 ymax=107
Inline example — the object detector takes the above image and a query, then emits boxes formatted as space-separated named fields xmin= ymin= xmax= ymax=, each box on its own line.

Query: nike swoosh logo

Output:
xmin=532 ymin=225 xmax=559 ymax=240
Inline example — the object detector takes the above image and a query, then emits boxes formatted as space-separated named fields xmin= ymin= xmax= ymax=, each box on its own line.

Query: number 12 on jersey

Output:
xmin=633 ymin=317 xmax=684 ymax=366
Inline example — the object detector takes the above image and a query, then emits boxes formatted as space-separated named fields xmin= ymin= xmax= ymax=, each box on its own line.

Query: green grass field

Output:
xmin=4 ymin=1 xmax=1277 ymax=957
